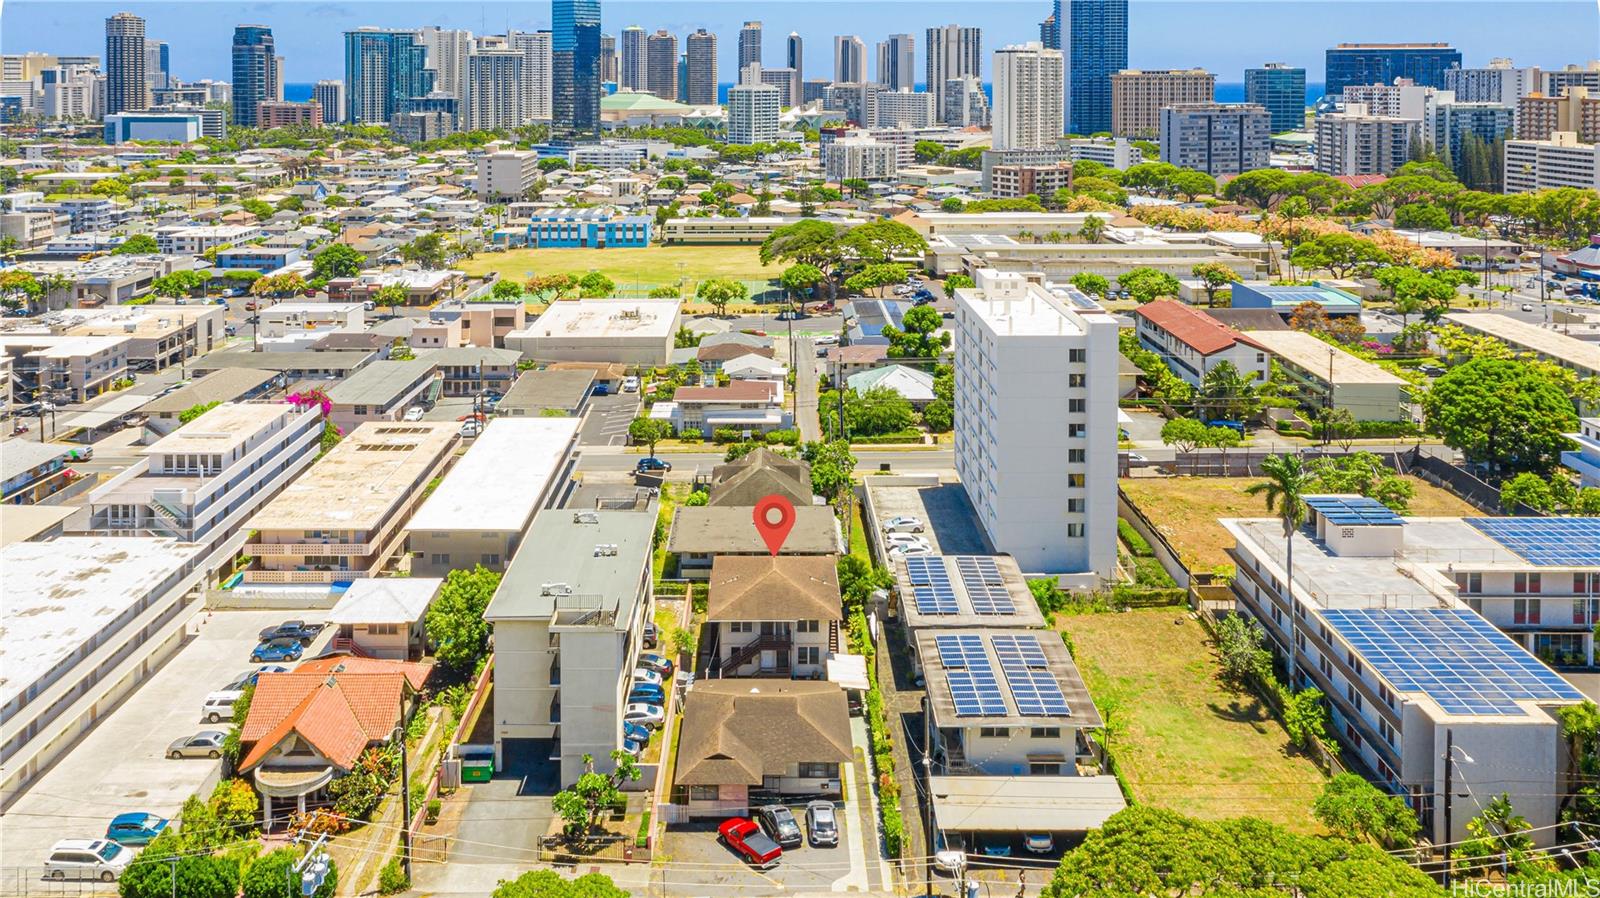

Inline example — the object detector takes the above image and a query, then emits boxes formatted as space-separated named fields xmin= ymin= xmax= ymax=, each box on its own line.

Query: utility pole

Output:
xmin=1442 ymin=728 xmax=1454 ymax=890
xmin=396 ymin=716 xmax=413 ymax=880
xmin=922 ymin=693 xmax=935 ymax=898
xmin=1324 ymin=347 xmax=1335 ymax=448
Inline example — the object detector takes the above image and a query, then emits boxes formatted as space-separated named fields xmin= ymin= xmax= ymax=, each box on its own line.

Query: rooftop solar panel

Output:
xmin=992 ymin=633 xmax=1071 ymax=717
xmin=936 ymin=634 xmax=1006 ymax=716
xmin=955 ymin=556 xmax=1016 ymax=615
xmin=908 ymin=557 xmax=959 ymax=614
xmin=1306 ymin=495 xmax=1404 ymax=526
xmin=1321 ymin=608 xmax=1585 ymax=716
xmin=1466 ymin=518 xmax=1600 ymax=567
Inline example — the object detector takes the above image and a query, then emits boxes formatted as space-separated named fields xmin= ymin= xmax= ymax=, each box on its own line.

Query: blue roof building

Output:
xmin=1230 ymin=282 xmax=1363 ymax=317
xmin=525 ymin=210 xmax=651 ymax=249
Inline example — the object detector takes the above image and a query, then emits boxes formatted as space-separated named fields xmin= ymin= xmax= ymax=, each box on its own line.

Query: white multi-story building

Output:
xmin=85 ymin=402 xmax=322 ymax=549
xmin=952 ymin=270 xmax=1117 ymax=583
xmin=1564 ymin=417 xmax=1600 ymax=488
xmin=40 ymin=66 xmax=97 ymax=120
xmin=312 ymin=80 xmax=344 ymax=124
xmin=619 ymin=25 xmax=648 ymax=92
xmin=417 ymin=27 xmax=472 ymax=102
xmin=508 ymin=30 xmax=553 ymax=122
xmin=1159 ymin=102 xmax=1271 ymax=176
xmin=943 ymin=75 xmax=990 ymax=128
xmin=1315 ymin=103 xmax=1418 ymax=176
xmin=1445 ymin=59 xmax=1543 ymax=127
xmin=926 ymin=24 xmax=981 ymax=125
xmin=1065 ymin=136 xmax=1144 ymax=169
xmin=1504 ymin=131 xmax=1600 ymax=192
xmin=870 ymin=89 xmax=938 ymax=129
xmin=823 ymin=131 xmax=898 ymax=181
xmin=727 ymin=66 xmax=781 ymax=146
xmin=465 ymin=48 xmax=524 ymax=131
xmin=1342 ymin=79 xmax=1450 ymax=122
xmin=1133 ymin=300 xmax=1269 ymax=387
xmin=992 ymin=42 xmax=1063 ymax=152
xmin=477 ymin=150 xmax=540 ymax=200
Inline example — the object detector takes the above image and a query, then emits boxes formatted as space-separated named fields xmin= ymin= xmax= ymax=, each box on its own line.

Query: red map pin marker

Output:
xmin=752 ymin=494 xmax=796 ymax=557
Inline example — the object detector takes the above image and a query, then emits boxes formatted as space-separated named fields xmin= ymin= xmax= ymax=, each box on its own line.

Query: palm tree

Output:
xmin=1244 ymin=453 xmax=1314 ymax=686
xmin=1076 ymin=216 xmax=1106 ymax=244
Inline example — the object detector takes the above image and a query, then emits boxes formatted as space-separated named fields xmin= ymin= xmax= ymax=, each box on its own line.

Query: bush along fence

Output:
xmin=852 ymin=609 xmax=904 ymax=859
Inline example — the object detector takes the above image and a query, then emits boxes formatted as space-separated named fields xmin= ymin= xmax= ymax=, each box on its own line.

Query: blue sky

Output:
xmin=4 ymin=0 xmax=1596 ymax=85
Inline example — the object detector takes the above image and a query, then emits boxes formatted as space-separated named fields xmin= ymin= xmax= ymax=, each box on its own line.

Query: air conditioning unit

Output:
xmin=540 ymin=582 xmax=572 ymax=596
xmin=594 ymin=543 xmax=619 ymax=557
xmin=573 ymin=511 xmax=600 ymax=524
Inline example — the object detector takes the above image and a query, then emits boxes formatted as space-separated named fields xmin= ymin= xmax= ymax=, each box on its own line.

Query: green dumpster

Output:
xmin=460 ymin=745 xmax=495 ymax=783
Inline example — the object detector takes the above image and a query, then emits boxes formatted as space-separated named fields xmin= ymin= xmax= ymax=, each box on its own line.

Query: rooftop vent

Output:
xmin=541 ymin=582 xmax=572 ymax=596
xmin=594 ymin=543 xmax=619 ymax=557
xmin=573 ymin=511 xmax=600 ymax=524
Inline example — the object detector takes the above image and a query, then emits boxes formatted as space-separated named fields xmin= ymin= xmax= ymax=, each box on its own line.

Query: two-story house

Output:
xmin=667 ymin=505 xmax=842 ymax=579
xmin=705 ymin=556 xmax=842 ymax=679
xmin=1133 ymin=299 xmax=1269 ymax=388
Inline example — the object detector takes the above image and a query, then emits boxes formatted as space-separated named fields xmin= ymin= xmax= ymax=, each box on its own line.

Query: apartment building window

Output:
xmin=730 ymin=621 xmax=755 ymax=633
xmin=1515 ymin=572 xmax=1542 ymax=594
xmin=1345 ymin=723 xmax=1363 ymax=749
xmin=1577 ymin=573 xmax=1600 ymax=594
xmin=1379 ymin=718 xmax=1395 ymax=748
xmin=1379 ymin=683 xmax=1394 ymax=709
xmin=367 ymin=623 xmax=400 ymax=636
xmin=1319 ymin=656 xmax=1332 ymax=678
xmin=1068 ymin=399 xmax=1086 ymax=413
xmin=481 ymin=554 xmax=500 ymax=566
xmin=354 ymin=405 xmax=369 ymax=416
xmin=797 ymin=646 xmax=821 ymax=665
xmin=1068 ymin=474 xmax=1085 ymax=488
xmin=1067 ymin=499 xmax=1084 ymax=513
xmin=796 ymin=620 xmax=820 ymax=633
xmin=798 ymin=762 xmax=838 ymax=778
xmin=1513 ymin=598 xmax=1541 ymax=625
xmin=1069 ymin=424 xmax=1086 ymax=438
xmin=689 ymin=785 xmax=720 ymax=801
xmin=1576 ymin=599 xmax=1600 ymax=625
xmin=1030 ymin=762 xmax=1062 ymax=775
xmin=1068 ymin=374 xmax=1085 ymax=387
xmin=430 ymin=553 xmax=449 ymax=566
xmin=1030 ymin=727 xmax=1061 ymax=739
xmin=1318 ymin=624 xmax=1331 ymax=642
xmin=1067 ymin=523 xmax=1084 ymax=538
xmin=1455 ymin=572 xmax=1482 ymax=594
xmin=1069 ymin=349 xmax=1086 ymax=363
xmin=979 ymin=727 xmax=1010 ymax=739
xmin=1068 ymin=449 xmax=1085 ymax=463
xmin=1346 ymin=684 xmax=1362 ymax=712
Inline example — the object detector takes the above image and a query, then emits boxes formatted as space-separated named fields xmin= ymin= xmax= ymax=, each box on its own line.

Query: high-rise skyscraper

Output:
xmin=466 ymin=48 xmax=524 ymax=130
xmin=1056 ymin=0 xmax=1129 ymax=135
xmin=344 ymin=28 xmax=434 ymax=124
xmin=787 ymin=32 xmax=804 ymax=82
xmin=1324 ymin=43 xmax=1462 ymax=98
xmin=552 ymin=0 xmax=601 ymax=135
xmin=685 ymin=29 xmax=718 ymax=106
xmin=1039 ymin=14 xmax=1059 ymax=49
xmin=833 ymin=36 xmax=866 ymax=84
xmin=312 ymin=80 xmax=345 ymax=125
xmin=620 ymin=25 xmax=648 ymax=91
xmin=1111 ymin=68 xmax=1214 ymax=138
xmin=1245 ymin=62 xmax=1307 ymax=133
xmin=105 ymin=12 xmax=147 ymax=115
xmin=739 ymin=22 xmax=763 ymax=77
xmin=599 ymin=33 xmax=618 ymax=85
xmin=728 ymin=64 xmax=781 ymax=145
xmin=418 ymin=27 xmax=473 ymax=102
xmin=926 ymin=25 xmax=981 ymax=124
xmin=509 ymin=31 xmax=554 ymax=122
xmin=992 ymin=42 xmax=1064 ymax=151
xmin=645 ymin=30 xmax=678 ymax=102
xmin=231 ymin=25 xmax=278 ymax=129
xmin=144 ymin=40 xmax=169 ymax=91
xmin=877 ymin=34 xmax=915 ymax=92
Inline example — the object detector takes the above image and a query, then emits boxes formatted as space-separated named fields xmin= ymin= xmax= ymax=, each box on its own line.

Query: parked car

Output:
xmin=636 ymin=457 xmax=672 ymax=474
xmin=631 ymin=668 xmax=664 ymax=687
xmin=881 ymin=515 xmax=925 ymax=534
xmin=885 ymin=533 xmax=932 ymax=552
xmin=44 ymin=839 xmax=132 ymax=882
xmin=1023 ymin=832 xmax=1055 ymax=855
xmin=637 ymin=652 xmax=674 ymax=677
xmin=719 ymin=817 xmax=783 ymax=869
xmin=167 ymin=730 xmax=227 ymax=759
xmin=979 ymin=834 xmax=1013 ymax=857
xmin=621 ymin=376 xmax=640 ymax=392
xmin=933 ymin=833 xmax=968 ymax=875
xmin=805 ymin=801 xmax=838 ymax=847
xmin=224 ymin=324 xmax=237 ymax=336
xmin=623 ymin=721 xmax=653 ymax=745
xmin=887 ymin=543 xmax=933 ymax=558
xmin=622 ymin=703 xmax=665 ymax=729
xmin=1419 ymin=363 xmax=1447 ymax=377
xmin=814 ymin=334 xmax=839 ymax=346
xmin=201 ymin=689 xmax=243 ymax=723
xmin=627 ymin=683 xmax=666 ymax=706
xmin=257 ymin=620 xmax=324 ymax=644
xmin=226 ymin=665 xmax=289 ymax=690
xmin=403 ymin=406 xmax=427 ymax=422
xmin=642 ymin=622 xmax=659 ymax=650
xmin=1521 ymin=303 xmax=1535 ymax=312
xmin=755 ymin=804 xmax=803 ymax=847
xmin=459 ymin=420 xmax=483 ymax=438
xmin=105 ymin=813 xmax=169 ymax=846
xmin=251 ymin=637 xmax=305 ymax=663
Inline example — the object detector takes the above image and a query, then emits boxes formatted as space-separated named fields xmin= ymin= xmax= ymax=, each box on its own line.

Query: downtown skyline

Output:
xmin=4 ymin=0 xmax=1594 ymax=91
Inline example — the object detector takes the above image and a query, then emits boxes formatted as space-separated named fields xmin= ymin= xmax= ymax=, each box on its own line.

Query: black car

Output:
xmin=257 ymin=620 xmax=324 ymax=644
xmin=755 ymin=804 xmax=803 ymax=848
xmin=636 ymin=457 xmax=672 ymax=474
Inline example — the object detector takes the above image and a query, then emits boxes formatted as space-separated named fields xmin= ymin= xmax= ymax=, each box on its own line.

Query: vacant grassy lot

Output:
xmin=1060 ymin=609 xmax=1327 ymax=832
xmin=1121 ymin=475 xmax=1479 ymax=574
xmin=456 ymin=245 xmax=781 ymax=291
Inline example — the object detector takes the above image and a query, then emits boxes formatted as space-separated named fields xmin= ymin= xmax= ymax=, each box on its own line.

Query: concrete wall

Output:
xmin=409 ymin=528 xmax=519 ymax=578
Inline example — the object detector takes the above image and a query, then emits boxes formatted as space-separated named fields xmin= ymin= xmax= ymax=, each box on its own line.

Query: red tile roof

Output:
xmin=237 ymin=658 xmax=429 ymax=773
xmin=1333 ymin=174 xmax=1388 ymax=189
xmin=1135 ymin=300 xmax=1266 ymax=356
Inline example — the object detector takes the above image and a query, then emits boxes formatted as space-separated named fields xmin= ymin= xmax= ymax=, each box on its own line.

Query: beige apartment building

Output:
xmin=1111 ymin=68 xmax=1215 ymax=138
xmin=243 ymin=421 xmax=458 ymax=584
xmin=1517 ymin=87 xmax=1600 ymax=142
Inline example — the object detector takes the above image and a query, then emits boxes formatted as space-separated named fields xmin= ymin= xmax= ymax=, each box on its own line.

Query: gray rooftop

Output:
xmin=497 ymin=369 xmax=595 ymax=414
xmin=326 ymin=359 xmax=438 ymax=405
xmin=140 ymin=368 xmax=278 ymax=414
xmin=667 ymin=505 xmax=842 ymax=555
xmin=0 ymin=439 xmax=72 ymax=483
xmin=483 ymin=507 xmax=657 ymax=624
xmin=191 ymin=349 xmax=377 ymax=374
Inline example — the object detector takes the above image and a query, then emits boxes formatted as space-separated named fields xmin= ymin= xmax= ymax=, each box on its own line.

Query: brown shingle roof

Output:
xmin=708 ymin=556 xmax=842 ymax=621
xmin=668 ymin=505 xmax=840 ymax=555
xmin=673 ymin=381 xmax=779 ymax=404
xmin=698 ymin=342 xmax=776 ymax=362
xmin=675 ymin=680 xmax=853 ymax=786
xmin=708 ymin=448 xmax=812 ymax=507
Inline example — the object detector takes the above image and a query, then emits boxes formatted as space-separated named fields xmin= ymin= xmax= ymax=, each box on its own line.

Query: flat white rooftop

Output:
xmin=520 ymin=299 xmax=680 ymax=340
xmin=956 ymin=282 xmax=1091 ymax=337
xmin=1246 ymin=329 xmax=1408 ymax=386
xmin=0 ymin=537 xmax=204 ymax=708
xmin=405 ymin=417 xmax=579 ymax=533
xmin=247 ymin=421 xmax=457 ymax=532
xmin=143 ymin=402 xmax=296 ymax=456
xmin=1444 ymin=312 xmax=1600 ymax=376
xmin=327 ymin=577 xmax=443 ymax=624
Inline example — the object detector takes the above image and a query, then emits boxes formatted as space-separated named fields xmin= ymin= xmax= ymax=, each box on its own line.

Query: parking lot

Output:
xmin=866 ymin=482 xmax=992 ymax=556
xmin=579 ymin=392 xmax=641 ymax=447
xmin=0 ymin=609 xmax=309 ymax=873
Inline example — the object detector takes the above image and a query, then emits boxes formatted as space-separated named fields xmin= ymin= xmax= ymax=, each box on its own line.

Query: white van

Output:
xmin=44 ymin=839 xmax=132 ymax=882
xmin=201 ymin=689 xmax=243 ymax=723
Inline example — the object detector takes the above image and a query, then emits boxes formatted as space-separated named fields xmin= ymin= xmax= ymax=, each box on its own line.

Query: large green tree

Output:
xmin=695 ymin=277 xmax=748 ymax=315
xmin=112 ymin=234 xmax=160 ymax=254
xmin=425 ymin=565 xmax=502 ymax=673
xmin=1423 ymin=358 xmax=1578 ymax=474
xmin=1116 ymin=267 xmax=1181 ymax=304
xmin=1313 ymin=773 xmax=1421 ymax=848
xmin=552 ymin=750 xmax=641 ymax=841
xmin=311 ymin=242 xmax=365 ymax=281
xmin=627 ymin=417 xmax=673 ymax=456
xmin=493 ymin=871 xmax=629 ymax=898
xmin=241 ymin=847 xmax=337 ymax=898
xmin=117 ymin=831 xmax=241 ymax=898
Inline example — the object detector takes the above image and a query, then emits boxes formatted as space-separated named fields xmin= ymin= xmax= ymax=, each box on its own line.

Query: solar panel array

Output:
xmin=906 ymin=556 xmax=958 ymax=615
xmin=936 ymin=634 xmax=1006 ymax=716
xmin=1321 ymin=608 xmax=1585 ymax=715
xmin=1466 ymin=518 xmax=1600 ymax=567
xmin=992 ymin=634 xmax=1071 ymax=716
xmin=1305 ymin=495 xmax=1404 ymax=526
xmin=955 ymin=556 xmax=1015 ymax=615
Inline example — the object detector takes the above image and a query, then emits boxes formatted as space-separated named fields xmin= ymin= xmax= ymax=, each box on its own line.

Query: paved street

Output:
xmin=574 ymin=446 xmax=955 ymax=475
xmin=579 ymin=393 xmax=642 ymax=447
xmin=793 ymin=336 xmax=821 ymax=442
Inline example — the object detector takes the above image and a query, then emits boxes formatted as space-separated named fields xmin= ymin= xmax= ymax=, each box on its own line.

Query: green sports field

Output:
xmin=455 ymin=245 xmax=782 ymax=293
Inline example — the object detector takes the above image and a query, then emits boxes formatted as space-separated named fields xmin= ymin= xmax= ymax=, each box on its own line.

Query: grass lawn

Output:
xmin=1060 ymin=610 xmax=1328 ymax=832
xmin=1120 ymin=475 xmax=1479 ymax=575
xmin=455 ymin=245 xmax=782 ymax=292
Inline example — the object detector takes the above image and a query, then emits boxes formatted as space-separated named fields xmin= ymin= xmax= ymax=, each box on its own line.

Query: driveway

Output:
xmin=866 ymin=482 xmax=991 ymax=556
xmin=454 ymin=738 xmax=558 ymax=863
xmin=579 ymin=393 xmax=641 ymax=447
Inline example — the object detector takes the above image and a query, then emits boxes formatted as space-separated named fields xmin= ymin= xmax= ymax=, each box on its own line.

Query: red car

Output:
xmin=718 ymin=817 xmax=782 ymax=869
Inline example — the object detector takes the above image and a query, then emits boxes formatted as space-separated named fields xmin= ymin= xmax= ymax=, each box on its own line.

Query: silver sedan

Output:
xmin=167 ymin=731 xmax=226 ymax=759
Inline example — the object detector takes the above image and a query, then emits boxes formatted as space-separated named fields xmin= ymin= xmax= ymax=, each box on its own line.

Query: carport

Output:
xmin=929 ymin=775 xmax=1126 ymax=835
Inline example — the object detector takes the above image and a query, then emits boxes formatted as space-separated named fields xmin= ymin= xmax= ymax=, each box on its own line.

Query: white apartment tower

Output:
xmin=952 ymin=270 xmax=1118 ymax=582
xmin=877 ymin=34 xmax=916 ymax=93
xmin=992 ymin=42 xmax=1064 ymax=151
xmin=727 ymin=64 xmax=781 ymax=145
xmin=419 ymin=27 xmax=473 ymax=102
xmin=466 ymin=48 xmax=525 ymax=130
xmin=1315 ymin=103 xmax=1418 ymax=176
xmin=619 ymin=26 xmax=648 ymax=91
xmin=834 ymin=35 xmax=867 ymax=84
xmin=509 ymin=30 xmax=553 ymax=121
xmin=926 ymin=25 xmax=982 ymax=125
xmin=313 ymin=80 xmax=345 ymax=125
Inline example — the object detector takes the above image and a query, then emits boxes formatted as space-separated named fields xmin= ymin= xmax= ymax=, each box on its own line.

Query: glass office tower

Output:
xmin=553 ymin=0 xmax=602 ymax=136
xmin=1052 ymin=0 xmax=1129 ymax=136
